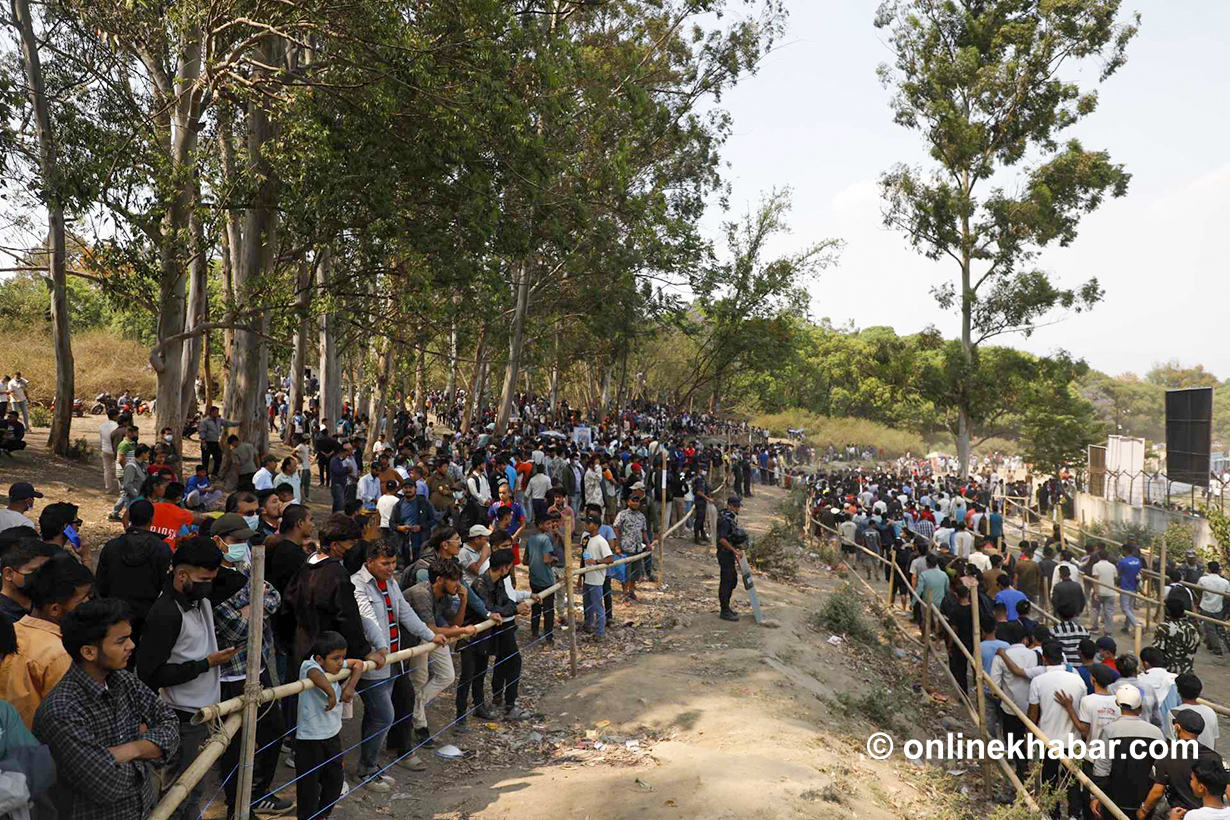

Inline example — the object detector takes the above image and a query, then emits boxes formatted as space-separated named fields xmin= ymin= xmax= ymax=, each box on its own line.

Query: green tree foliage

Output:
xmin=875 ymin=0 xmax=1138 ymax=477
xmin=1021 ymin=382 xmax=1106 ymax=479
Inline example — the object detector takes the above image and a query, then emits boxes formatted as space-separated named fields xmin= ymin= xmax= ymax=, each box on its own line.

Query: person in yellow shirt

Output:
xmin=0 ymin=553 xmax=94 ymax=726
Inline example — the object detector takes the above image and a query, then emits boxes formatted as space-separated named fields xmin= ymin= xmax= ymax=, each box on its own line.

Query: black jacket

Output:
xmin=277 ymin=555 xmax=372 ymax=667
xmin=136 ymin=578 xmax=211 ymax=691
xmin=95 ymin=529 xmax=172 ymax=638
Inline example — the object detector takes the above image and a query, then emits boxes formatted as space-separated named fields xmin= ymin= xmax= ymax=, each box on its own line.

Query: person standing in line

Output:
xmin=1117 ymin=543 xmax=1144 ymax=635
xmin=230 ymin=434 xmax=259 ymax=491
xmin=1027 ymin=641 xmax=1088 ymax=820
xmin=135 ymin=537 xmax=252 ymax=820
xmin=1089 ymin=549 xmax=1118 ymax=635
xmin=1196 ymin=561 xmax=1230 ymax=655
xmin=32 ymin=598 xmax=180 ymax=820
xmin=7 ymin=373 xmax=29 ymax=430
xmin=197 ymin=406 xmax=238 ymax=478
xmin=579 ymin=514 xmax=613 ymax=638
xmin=715 ymin=496 xmax=743 ymax=621
xmin=294 ymin=632 xmax=364 ymax=820
xmin=99 ymin=407 xmax=120 ymax=494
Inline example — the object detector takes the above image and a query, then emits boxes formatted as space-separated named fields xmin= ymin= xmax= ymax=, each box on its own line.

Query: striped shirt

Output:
xmin=1052 ymin=619 xmax=1089 ymax=665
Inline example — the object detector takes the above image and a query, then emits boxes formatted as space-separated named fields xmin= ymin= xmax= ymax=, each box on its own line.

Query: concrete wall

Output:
xmin=1074 ymin=492 xmax=1215 ymax=552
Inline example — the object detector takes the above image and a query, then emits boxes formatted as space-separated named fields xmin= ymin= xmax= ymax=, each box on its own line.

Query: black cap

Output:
xmin=8 ymin=482 xmax=42 ymax=501
xmin=1173 ymin=709 xmax=1206 ymax=735
xmin=585 ymin=513 xmax=603 ymax=526
xmin=727 ymin=495 xmax=742 ymax=506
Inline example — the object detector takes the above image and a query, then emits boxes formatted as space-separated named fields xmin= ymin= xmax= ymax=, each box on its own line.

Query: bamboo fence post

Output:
xmin=1158 ymin=539 xmax=1167 ymax=628
xmin=921 ymin=599 xmax=932 ymax=693
xmin=564 ymin=514 xmax=578 ymax=678
xmin=969 ymin=580 xmax=991 ymax=799
xmin=147 ymin=714 xmax=243 ymax=820
xmin=235 ymin=542 xmax=268 ymax=820
xmin=1134 ymin=622 xmax=1142 ymax=659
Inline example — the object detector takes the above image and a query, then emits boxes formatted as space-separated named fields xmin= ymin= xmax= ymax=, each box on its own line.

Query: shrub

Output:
xmin=751 ymin=409 xmax=928 ymax=458
xmin=836 ymin=686 xmax=898 ymax=731
xmin=0 ymin=325 xmax=157 ymax=405
xmin=811 ymin=582 xmax=875 ymax=643
xmin=747 ymin=521 xmax=801 ymax=580
xmin=65 ymin=438 xmax=93 ymax=463
xmin=28 ymin=405 xmax=51 ymax=428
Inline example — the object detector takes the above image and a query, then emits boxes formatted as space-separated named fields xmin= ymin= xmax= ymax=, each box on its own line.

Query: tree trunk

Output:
xmin=228 ymin=41 xmax=280 ymax=456
xmin=495 ymin=262 xmax=531 ymax=434
xmin=203 ymin=326 xmax=213 ymax=410
xmin=445 ymin=315 xmax=459 ymax=404
xmin=600 ymin=366 xmax=612 ymax=412
xmin=12 ymin=0 xmax=73 ymax=454
xmin=461 ymin=323 xmax=488 ymax=435
xmin=365 ymin=341 xmax=391 ymax=459
xmin=317 ymin=248 xmax=341 ymax=427
xmin=179 ymin=203 xmax=208 ymax=426
xmin=415 ymin=349 xmax=427 ymax=415
xmin=285 ymin=257 xmax=313 ymax=443
xmin=549 ymin=330 xmax=561 ymax=413
xmin=217 ymin=125 xmax=241 ymax=412
xmin=958 ymin=181 xmax=974 ymax=481
xmin=152 ymin=29 xmax=203 ymax=452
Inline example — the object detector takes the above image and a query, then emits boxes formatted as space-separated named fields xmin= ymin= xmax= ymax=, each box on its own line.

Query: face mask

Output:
xmin=165 ymin=435 xmax=173 ymax=443
xmin=225 ymin=543 xmax=249 ymax=564
xmin=244 ymin=514 xmax=260 ymax=530
xmin=184 ymin=579 xmax=213 ymax=602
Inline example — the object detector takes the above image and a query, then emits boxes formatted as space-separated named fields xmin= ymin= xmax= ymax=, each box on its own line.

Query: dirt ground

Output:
xmin=5 ymin=422 xmax=1230 ymax=819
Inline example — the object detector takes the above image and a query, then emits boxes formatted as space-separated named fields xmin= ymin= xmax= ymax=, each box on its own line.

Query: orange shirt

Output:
xmin=1 ymin=616 xmax=71 ymax=728
xmin=150 ymin=502 xmax=195 ymax=549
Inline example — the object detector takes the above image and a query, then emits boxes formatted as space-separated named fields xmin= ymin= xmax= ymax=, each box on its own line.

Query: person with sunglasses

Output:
xmin=38 ymin=502 xmax=89 ymax=565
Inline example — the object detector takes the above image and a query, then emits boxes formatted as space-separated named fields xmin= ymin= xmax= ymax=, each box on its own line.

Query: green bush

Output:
xmin=811 ymin=582 xmax=875 ymax=642
xmin=836 ymin=686 xmax=898 ymax=731
xmin=28 ymin=405 xmax=51 ymax=428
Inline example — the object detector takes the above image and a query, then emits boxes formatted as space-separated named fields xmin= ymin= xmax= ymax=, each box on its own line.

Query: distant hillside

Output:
xmin=0 ymin=325 xmax=157 ymax=404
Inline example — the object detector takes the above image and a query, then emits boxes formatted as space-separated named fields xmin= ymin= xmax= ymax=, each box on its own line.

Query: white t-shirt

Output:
xmin=99 ymin=419 xmax=118 ymax=455
xmin=1198 ymin=574 xmax=1230 ymax=613
xmin=1077 ymin=692 xmax=1121 ymax=745
xmin=376 ymin=493 xmax=399 ymax=529
xmin=1091 ymin=560 xmax=1117 ymax=598
xmin=0 ymin=509 xmax=36 ymax=534
xmin=968 ymin=550 xmax=991 ymax=572
xmin=527 ymin=472 xmax=552 ymax=501
xmin=253 ymin=468 xmax=274 ymax=491
xmin=7 ymin=378 xmax=26 ymax=402
xmin=1028 ymin=666 xmax=1086 ymax=748
xmin=582 ymin=534 xmax=613 ymax=586
xmin=1186 ymin=808 xmax=1230 ymax=820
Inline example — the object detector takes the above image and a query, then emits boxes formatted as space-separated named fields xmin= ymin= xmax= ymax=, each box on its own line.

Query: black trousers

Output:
xmin=218 ymin=671 xmax=285 ymax=813
xmin=949 ymin=649 xmax=968 ymax=695
xmin=455 ymin=643 xmax=489 ymax=716
xmin=295 ymin=735 xmax=343 ymax=820
xmin=1041 ymin=754 xmax=1085 ymax=820
xmin=693 ymin=503 xmax=707 ymax=540
xmin=530 ymin=582 xmax=554 ymax=637
xmin=718 ymin=553 xmax=737 ymax=611
xmin=385 ymin=661 xmax=417 ymax=754
xmin=201 ymin=440 xmax=223 ymax=475
xmin=490 ymin=625 xmax=521 ymax=709
xmin=1001 ymin=710 xmax=1029 ymax=778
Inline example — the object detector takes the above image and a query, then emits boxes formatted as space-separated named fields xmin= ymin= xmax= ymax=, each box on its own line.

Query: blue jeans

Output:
xmin=331 ymin=482 xmax=347 ymax=513
xmin=358 ymin=679 xmax=395 ymax=770
xmin=584 ymin=584 xmax=606 ymax=636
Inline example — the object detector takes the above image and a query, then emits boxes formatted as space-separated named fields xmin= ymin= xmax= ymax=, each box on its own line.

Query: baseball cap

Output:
xmin=210 ymin=513 xmax=258 ymax=541
xmin=467 ymin=524 xmax=493 ymax=539
xmin=8 ymin=482 xmax=42 ymax=501
xmin=1114 ymin=685 xmax=1143 ymax=709
xmin=727 ymin=495 xmax=742 ymax=506
xmin=1172 ymin=708 xmax=1206 ymax=735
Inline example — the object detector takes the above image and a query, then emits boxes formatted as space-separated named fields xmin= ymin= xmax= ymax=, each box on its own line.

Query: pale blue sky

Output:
xmin=701 ymin=1 xmax=1228 ymax=379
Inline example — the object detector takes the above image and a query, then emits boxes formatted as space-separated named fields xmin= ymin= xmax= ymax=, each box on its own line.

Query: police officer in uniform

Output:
xmin=716 ymin=495 xmax=744 ymax=621
xmin=692 ymin=469 xmax=713 ymax=544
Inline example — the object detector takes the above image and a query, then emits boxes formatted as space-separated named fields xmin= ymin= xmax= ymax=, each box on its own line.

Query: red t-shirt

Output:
xmin=149 ymin=502 xmax=194 ymax=549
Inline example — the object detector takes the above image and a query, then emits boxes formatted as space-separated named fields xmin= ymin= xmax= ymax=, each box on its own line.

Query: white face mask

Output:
xmin=164 ymin=435 xmax=173 ymax=443
xmin=225 ymin=542 xmax=249 ymax=564
xmin=243 ymin=514 xmax=260 ymax=530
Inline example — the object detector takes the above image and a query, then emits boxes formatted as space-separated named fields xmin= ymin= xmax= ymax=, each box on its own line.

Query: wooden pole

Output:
xmin=564 ymin=513 xmax=578 ymax=678
xmin=148 ymin=714 xmax=243 ymax=820
xmin=659 ymin=449 xmax=668 ymax=589
xmin=969 ymin=581 xmax=991 ymax=799
xmin=921 ymin=598 xmax=931 ymax=693
xmin=1157 ymin=539 xmax=1167 ymax=628
xmin=1134 ymin=621 xmax=1142 ymax=659
xmin=234 ymin=542 xmax=267 ymax=820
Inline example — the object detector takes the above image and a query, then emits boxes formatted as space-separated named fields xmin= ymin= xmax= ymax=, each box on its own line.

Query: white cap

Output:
xmin=1114 ymin=685 xmax=1142 ymax=709
xmin=467 ymin=524 xmax=493 ymax=539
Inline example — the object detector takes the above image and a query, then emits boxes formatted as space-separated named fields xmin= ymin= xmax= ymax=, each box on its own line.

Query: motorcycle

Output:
xmin=91 ymin=392 xmax=118 ymax=415
xmin=49 ymin=397 xmax=86 ymax=418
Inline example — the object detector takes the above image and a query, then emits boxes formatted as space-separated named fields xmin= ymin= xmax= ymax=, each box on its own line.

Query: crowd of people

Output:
xmin=806 ymin=467 xmax=1230 ymax=820
xmin=0 ymin=388 xmax=812 ymax=820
